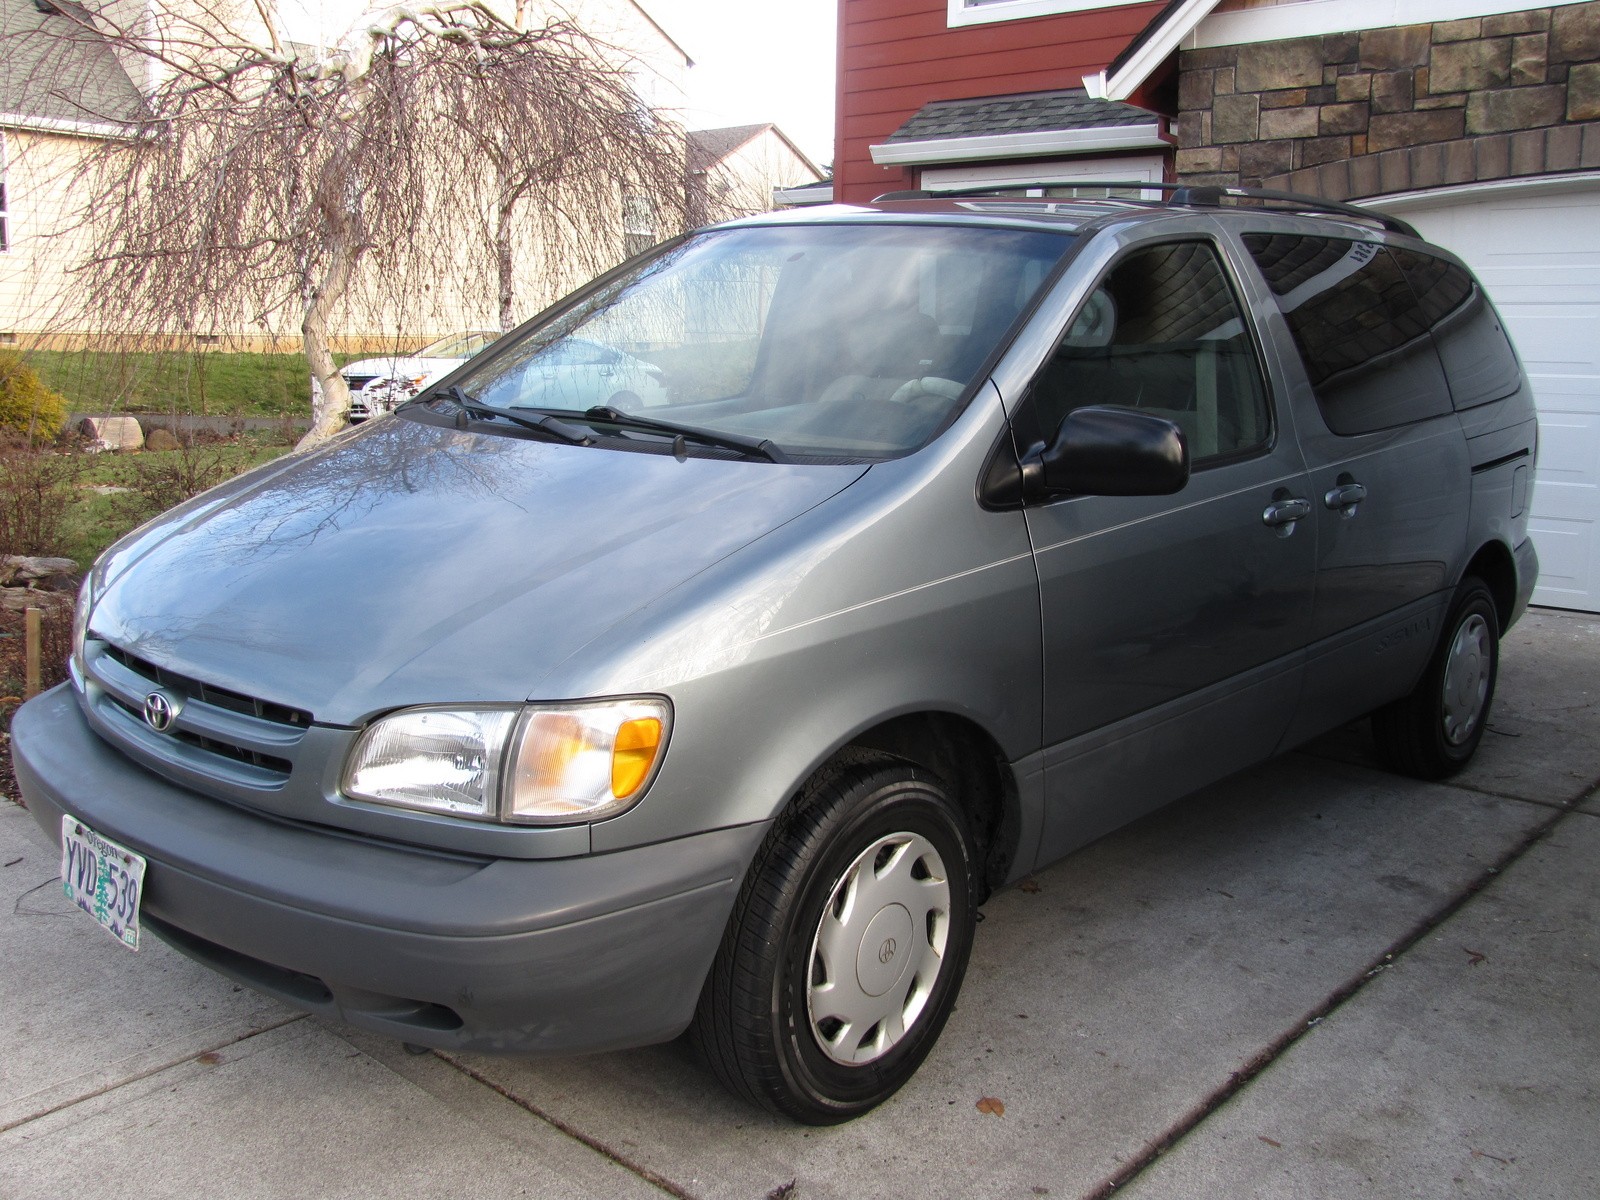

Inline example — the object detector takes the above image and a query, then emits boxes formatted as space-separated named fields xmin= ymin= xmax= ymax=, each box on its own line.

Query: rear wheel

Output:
xmin=694 ymin=756 xmax=976 ymax=1124
xmin=1373 ymin=577 xmax=1499 ymax=779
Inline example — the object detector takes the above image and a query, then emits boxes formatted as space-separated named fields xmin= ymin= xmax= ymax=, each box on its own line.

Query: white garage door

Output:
xmin=1385 ymin=179 xmax=1600 ymax=613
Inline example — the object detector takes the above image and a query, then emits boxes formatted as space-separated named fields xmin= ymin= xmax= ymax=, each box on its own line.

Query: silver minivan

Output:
xmin=16 ymin=187 xmax=1539 ymax=1123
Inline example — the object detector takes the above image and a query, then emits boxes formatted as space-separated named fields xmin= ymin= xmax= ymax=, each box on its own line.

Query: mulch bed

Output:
xmin=1 ymin=602 xmax=72 ymax=807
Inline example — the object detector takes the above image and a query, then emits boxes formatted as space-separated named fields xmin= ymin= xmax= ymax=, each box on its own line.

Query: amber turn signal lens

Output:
xmin=611 ymin=717 xmax=663 ymax=798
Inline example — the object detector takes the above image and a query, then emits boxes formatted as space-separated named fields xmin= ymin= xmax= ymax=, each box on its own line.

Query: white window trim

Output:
xmin=1190 ymin=0 xmax=1592 ymax=50
xmin=948 ymin=0 xmax=1151 ymax=30
xmin=871 ymin=122 xmax=1171 ymax=167
xmin=920 ymin=154 xmax=1166 ymax=189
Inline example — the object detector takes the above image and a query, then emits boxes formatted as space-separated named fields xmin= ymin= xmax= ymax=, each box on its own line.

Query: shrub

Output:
xmin=114 ymin=434 xmax=235 ymax=524
xmin=0 ymin=445 xmax=81 ymax=558
xmin=0 ymin=352 xmax=70 ymax=441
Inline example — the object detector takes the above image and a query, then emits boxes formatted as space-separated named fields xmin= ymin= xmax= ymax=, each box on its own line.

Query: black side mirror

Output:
xmin=1028 ymin=405 xmax=1189 ymax=497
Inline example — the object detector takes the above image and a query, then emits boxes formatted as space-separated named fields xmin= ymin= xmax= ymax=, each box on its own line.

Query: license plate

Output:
xmin=60 ymin=816 xmax=146 ymax=951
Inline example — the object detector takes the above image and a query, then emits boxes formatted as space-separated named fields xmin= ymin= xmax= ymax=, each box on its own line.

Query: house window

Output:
xmin=948 ymin=0 xmax=1151 ymax=29
xmin=622 ymin=192 xmax=655 ymax=258
xmin=0 ymin=132 xmax=9 ymax=253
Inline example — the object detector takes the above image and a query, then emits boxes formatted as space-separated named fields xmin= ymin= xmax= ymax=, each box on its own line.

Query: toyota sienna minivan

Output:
xmin=16 ymin=185 xmax=1539 ymax=1123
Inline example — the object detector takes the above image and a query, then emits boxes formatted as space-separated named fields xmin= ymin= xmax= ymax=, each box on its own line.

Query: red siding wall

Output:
xmin=836 ymin=0 xmax=1168 ymax=201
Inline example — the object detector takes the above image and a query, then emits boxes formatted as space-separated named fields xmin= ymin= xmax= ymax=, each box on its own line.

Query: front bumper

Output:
xmin=14 ymin=685 xmax=766 ymax=1055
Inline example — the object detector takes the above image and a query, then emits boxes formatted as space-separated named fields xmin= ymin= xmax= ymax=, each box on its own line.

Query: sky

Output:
xmin=275 ymin=1 xmax=840 ymax=170
xmin=641 ymin=0 xmax=838 ymax=168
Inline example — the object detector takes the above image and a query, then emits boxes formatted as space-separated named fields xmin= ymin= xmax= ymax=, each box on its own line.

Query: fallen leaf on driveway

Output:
xmin=766 ymin=1180 xmax=797 ymax=1200
xmin=1259 ymin=1136 xmax=1282 ymax=1148
xmin=196 ymin=1051 xmax=222 ymax=1066
xmin=1464 ymin=948 xmax=1488 ymax=966
xmin=1471 ymin=1148 xmax=1511 ymax=1165
xmin=1018 ymin=878 xmax=1041 ymax=894
xmin=976 ymin=1096 xmax=1006 ymax=1116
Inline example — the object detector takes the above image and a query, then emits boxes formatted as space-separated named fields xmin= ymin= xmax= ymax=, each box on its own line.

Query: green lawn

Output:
xmin=26 ymin=350 xmax=361 ymax=419
xmin=58 ymin=436 xmax=292 ymax=569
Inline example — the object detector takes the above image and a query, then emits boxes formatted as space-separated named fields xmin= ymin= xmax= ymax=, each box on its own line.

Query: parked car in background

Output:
xmin=343 ymin=330 xmax=499 ymax=421
xmin=17 ymin=186 xmax=1538 ymax=1126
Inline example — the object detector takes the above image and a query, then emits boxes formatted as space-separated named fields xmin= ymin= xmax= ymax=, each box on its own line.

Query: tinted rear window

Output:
xmin=1388 ymin=248 xmax=1522 ymax=410
xmin=1243 ymin=233 xmax=1453 ymax=436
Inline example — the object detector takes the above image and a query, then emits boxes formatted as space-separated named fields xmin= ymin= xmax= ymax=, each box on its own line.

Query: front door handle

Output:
xmin=1262 ymin=497 xmax=1312 ymax=528
xmin=1324 ymin=482 xmax=1367 ymax=513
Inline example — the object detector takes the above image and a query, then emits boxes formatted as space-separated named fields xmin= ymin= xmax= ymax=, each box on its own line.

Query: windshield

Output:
xmin=449 ymin=224 xmax=1073 ymax=460
xmin=418 ymin=331 xmax=498 ymax=359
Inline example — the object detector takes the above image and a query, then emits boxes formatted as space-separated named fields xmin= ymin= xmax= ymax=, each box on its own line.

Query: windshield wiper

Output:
xmin=441 ymin=387 xmax=593 ymax=446
xmin=579 ymin=406 xmax=786 ymax=463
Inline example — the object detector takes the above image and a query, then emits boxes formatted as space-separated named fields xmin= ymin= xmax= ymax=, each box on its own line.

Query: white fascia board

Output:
xmin=870 ymin=123 xmax=1170 ymax=167
xmin=921 ymin=153 xmax=1167 ymax=187
xmin=1191 ymin=0 xmax=1591 ymax=49
xmin=0 ymin=112 xmax=141 ymax=141
xmin=1085 ymin=0 xmax=1222 ymax=101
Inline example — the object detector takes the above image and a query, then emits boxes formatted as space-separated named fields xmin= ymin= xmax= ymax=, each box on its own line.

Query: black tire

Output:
xmin=1372 ymin=577 xmax=1499 ymax=780
xmin=693 ymin=754 xmax=976 ymax=1124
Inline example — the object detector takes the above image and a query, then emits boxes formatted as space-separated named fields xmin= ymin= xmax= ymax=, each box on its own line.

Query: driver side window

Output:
xmin=1028 ymin=240 xmax=1271 ymax=466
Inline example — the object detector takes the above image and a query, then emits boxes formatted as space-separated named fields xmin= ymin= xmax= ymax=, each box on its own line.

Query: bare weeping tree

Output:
xmin=47 ymin=1 xmax=686 ymax=446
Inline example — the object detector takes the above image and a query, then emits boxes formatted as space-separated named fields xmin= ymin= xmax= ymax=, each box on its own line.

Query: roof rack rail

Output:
xmin=871 ymin=181 xmax=1418 ymax=238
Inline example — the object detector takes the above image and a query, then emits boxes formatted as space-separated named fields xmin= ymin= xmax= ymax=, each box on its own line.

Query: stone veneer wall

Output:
xmin=1175 ymin=2 xmax=1600 ymax=199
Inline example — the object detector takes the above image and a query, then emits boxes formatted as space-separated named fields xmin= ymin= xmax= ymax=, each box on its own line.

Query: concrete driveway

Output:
xmin=3 ymin=609 xmax=1597 ymax=1199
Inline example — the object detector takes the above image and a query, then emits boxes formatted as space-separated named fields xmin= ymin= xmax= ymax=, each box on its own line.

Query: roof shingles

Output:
xmin=886 ymin=88 xmax=1159 ymax=144
xmin=0 ymin=0 xmax=147 ymax=129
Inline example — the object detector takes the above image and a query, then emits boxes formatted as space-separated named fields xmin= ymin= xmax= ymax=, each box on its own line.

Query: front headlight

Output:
xmin=342 ymin=697 xmax=671 ymax=825
xmin=71 ymin=573 xmax=96 ymax=678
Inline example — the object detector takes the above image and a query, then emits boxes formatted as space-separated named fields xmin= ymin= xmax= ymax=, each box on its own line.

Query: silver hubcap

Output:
xmin=806 ymin=831 xmax=951 ymax=1065
xmin=1442 ymin=613 xmax=1492 ymax=746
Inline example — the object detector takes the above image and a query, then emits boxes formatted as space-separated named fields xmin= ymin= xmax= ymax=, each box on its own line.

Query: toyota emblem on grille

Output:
xmin=143 ymin=691 xmax=179 ymax=733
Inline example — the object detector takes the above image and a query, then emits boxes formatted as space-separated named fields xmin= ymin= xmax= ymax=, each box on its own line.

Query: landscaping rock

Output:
xmin=145 ymin=428 xmax=181 ymax=451
xmin=76 ymin=416 xmax=144 ymax=453
xmin=0 ymin=557 xmax=78 ymax=589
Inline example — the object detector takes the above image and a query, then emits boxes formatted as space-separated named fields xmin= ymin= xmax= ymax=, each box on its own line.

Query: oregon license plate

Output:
xmin=60 ymin=816 xmax=146 ymax=951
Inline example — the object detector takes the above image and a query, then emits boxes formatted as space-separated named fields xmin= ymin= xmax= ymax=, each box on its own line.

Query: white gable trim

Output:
xmin=1087 ymin=0 xmax=1595 ymax=102
xmin=1084 ymin=0 xmax=1221 ymax=101
xmin=1192 ymin=0 xmax=1593 ymax=49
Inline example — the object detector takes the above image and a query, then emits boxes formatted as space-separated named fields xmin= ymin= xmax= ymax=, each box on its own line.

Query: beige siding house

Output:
xmin=687 ymin=123 xmax=827 ymax=224
xmin=0 ymin=0 xmax=693 ymax=349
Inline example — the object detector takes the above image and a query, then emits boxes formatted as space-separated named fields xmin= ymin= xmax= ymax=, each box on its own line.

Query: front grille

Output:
xmin=103 ymin=691 xmax=294 ymax=775
xmin=85 ymin=642 xmax=313 ymax=790
xmin=104 ymin=645 xmax=311 ymax=729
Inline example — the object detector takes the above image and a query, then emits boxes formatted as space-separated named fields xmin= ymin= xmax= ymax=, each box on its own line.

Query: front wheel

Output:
xmin=694 ymin=756 xmax=976 ymax=1124
xmin=1373 ymin=577 xmax=1500 ymax=779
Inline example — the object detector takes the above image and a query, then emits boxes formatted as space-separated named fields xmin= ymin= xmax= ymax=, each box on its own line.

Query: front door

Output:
xmin=1016 ymin=235 xmax=1317 ymax=866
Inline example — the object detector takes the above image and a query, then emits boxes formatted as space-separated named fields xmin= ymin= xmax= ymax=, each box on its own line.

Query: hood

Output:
xmin=90 ymin=415 xmax=866 ymax=724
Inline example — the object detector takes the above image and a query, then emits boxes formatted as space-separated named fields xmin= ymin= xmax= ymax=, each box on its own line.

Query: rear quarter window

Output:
xmin=1388 ymin=248 xmax=1522 ymax=410
xmin=1242 ymin=233 xmax=1454 ymax=436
